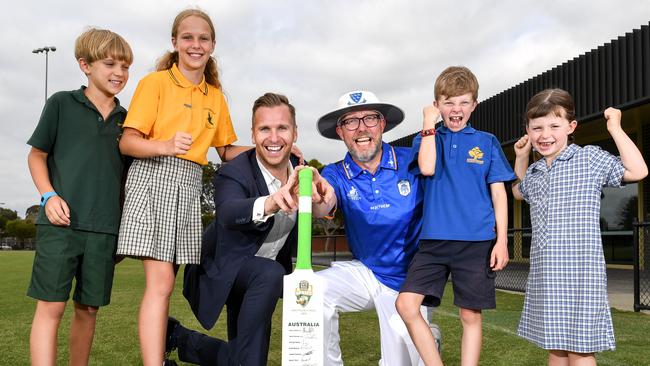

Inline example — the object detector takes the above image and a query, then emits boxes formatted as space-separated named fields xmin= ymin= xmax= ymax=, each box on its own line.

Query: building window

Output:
xmin=590 ymin=138 xmax=637 ymax=264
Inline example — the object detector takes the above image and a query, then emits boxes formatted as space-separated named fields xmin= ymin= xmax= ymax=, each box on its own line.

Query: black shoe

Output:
xmin=165 ymin=316 xmax=181 ymax=356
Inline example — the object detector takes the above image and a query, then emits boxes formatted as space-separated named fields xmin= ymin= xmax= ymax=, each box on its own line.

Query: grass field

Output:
xmin=1 ymin=251 xmax=649 ymax=365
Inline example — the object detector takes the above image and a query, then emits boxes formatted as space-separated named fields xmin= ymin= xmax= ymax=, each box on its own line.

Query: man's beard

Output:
xmin=347 ymin=139 xmax=381 ymax=163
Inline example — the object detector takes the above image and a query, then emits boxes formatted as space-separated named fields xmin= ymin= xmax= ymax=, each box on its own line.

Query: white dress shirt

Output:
xmin=251 ymin=159 xmax=296 ymax=260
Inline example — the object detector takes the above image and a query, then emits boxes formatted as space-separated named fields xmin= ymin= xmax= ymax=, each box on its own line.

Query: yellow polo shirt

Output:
xmin=124 ymin=63 xmax=237 ymax=165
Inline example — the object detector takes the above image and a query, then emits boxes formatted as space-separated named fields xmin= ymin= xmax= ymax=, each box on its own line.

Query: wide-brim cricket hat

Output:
xmin=317 ymin=90 xmax=405 ymax=140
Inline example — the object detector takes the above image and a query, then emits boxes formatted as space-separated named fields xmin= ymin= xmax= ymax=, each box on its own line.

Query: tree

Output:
xmin=307 ymin=159 xmax=324 ymax=172
xmin=201 ymin=162 xmax=220 ymax=214
xmin=0 ymin=207 xmax=18 ymax=231
xmin=201 ymin=162 xmax=221 ymax=228
xmin=25 ymin=205 xmax=40 ymax=222
xmin=4 ymin=219 xmax=36 ymax=241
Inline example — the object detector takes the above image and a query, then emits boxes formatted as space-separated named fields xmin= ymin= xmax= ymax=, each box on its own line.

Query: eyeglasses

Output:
xmin=337 ymin=113 xmax=382 ymax=131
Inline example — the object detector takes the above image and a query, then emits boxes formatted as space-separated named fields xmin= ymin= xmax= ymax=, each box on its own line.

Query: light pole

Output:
xmin=32 ymin=46 xmax=56 ymax=103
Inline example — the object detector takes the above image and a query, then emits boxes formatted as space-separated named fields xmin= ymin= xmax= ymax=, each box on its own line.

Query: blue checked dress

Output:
xmin=517 ymin=144 xmax=624 ymax=353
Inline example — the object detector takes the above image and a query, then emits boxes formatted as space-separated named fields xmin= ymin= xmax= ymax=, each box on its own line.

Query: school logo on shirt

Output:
xmin=397 ymin=179 xmax=410 ymax=196
xmin=466 ymin=146 xmax=484 ymax=165
xmin=347 ymin=186 xmax=360 ymax=201
xmin=204 ymin=108 xmax=216 ymax=129
xmin=295 ymin=280 xmax=313 ymax=307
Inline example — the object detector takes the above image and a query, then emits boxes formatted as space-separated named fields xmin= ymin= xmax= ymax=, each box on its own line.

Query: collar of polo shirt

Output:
xmin=167 ymin=63 xmax=209 ymax=95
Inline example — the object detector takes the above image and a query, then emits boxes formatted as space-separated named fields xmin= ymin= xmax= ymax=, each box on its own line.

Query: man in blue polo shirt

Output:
xmin=312 ymin=91 xmax=434 ymax=366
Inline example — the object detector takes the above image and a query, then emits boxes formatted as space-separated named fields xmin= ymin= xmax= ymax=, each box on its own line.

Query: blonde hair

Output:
xmin=434 ymin=66 xmax=479 ymax=101
xmin=156 ymin=8 xmax=221 ymax=89
xmin=75 ymin=27 xmax=133 ymax=65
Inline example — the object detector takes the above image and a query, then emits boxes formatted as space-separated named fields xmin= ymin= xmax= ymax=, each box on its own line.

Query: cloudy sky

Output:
xmin=2 ymin=0 xmax=649 ymax=217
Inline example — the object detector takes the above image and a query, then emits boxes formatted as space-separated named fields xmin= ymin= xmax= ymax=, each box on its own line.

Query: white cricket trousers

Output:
xmin=316 ymin=260 xmax=426 ymax=366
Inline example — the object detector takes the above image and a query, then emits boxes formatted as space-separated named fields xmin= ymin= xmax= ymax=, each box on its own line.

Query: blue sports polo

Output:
xmin=411 ymin=124 xmax=516 ymax=241
xmin=321 ymin=142 xmax=423 ymax=291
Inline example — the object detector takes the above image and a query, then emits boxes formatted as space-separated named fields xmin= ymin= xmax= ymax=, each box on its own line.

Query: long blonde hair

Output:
xmin=156 ymin=9 xmax=221 ymax=89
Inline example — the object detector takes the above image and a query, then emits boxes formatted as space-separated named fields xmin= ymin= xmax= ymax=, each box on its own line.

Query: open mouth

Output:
xmin=187 ymin=52 xmax=204 ymax=60
xmin=354 ymin=136 xmax=372 ymax=146
xmin=449 ymin=116 xmax=463 ymax=123
xmin=265 ymin=145 xmax=284 ymax=154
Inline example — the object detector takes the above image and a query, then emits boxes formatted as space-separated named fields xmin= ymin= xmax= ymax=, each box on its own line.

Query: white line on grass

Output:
xmin=433 ymin=309 xmax=619 ymax=366
xmin=433 ymin=308 xmax=519 ymax=337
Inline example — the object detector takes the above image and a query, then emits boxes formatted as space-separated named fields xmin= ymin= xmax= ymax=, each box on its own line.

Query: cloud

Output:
xmin=2 ymin=0 xmax=650 ymax=215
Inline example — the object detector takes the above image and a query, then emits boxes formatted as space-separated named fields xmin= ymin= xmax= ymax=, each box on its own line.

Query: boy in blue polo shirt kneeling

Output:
xmin=396 ymin=66 xmax=516 ymax=366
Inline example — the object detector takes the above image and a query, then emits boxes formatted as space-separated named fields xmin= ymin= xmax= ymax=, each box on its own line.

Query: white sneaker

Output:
xmin=430 ymin=323 xmax=442 ymax=354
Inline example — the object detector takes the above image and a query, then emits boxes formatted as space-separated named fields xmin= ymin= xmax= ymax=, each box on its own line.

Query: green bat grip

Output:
xmin=295 ymin=169 xmax=313 ymax=270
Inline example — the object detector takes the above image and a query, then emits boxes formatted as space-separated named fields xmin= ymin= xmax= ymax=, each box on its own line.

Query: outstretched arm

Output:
xmin=27 ymin=147 xmax=70 ymax=226
xmin=605 ymin=108 xmax=648 ymax=182
xmin=511 ymin=135 xmax=532 ymax=201
xmin=263 ymin=167 xmax=302 ymax=215
xmin=418 ymin=105 xmax=440 ymax=176
xmin=490 ymin=182 xmax=509 ymax=271
xmin=119 ymin=127 xmax=192 ymax=158
xmin=215 ymin=145 xmax=251 ymax=162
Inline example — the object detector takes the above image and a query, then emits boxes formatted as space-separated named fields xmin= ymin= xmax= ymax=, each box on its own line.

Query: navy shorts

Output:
xmin=400 ymin=239 xmax=496 ymax=310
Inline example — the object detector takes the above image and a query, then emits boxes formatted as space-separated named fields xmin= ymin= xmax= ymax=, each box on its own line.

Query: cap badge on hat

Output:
xmin=348 ymin=92 xmax=366 ymax=105
xmin=316 ymin=90 xmax=405 ymax=139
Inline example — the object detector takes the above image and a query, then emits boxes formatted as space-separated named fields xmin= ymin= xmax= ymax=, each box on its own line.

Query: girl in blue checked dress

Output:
xmin=512 ymin=89 xmax=647 ymax=366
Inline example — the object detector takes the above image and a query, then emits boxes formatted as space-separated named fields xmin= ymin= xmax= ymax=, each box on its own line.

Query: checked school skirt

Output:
xmin=117 ymin=156 xmax=203 ymax=264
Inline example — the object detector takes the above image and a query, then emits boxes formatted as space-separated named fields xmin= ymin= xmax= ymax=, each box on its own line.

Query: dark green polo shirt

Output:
xmin=27 ymin=87 xmax=126 ymax=234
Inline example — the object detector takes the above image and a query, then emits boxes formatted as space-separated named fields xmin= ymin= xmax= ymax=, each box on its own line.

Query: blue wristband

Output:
xmin=40 ymin=191 xmax=58 ymax=207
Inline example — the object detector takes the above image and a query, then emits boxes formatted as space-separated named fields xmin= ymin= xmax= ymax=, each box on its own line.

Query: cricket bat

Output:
xmin=281 ymin=169 xmax=324 ymax=366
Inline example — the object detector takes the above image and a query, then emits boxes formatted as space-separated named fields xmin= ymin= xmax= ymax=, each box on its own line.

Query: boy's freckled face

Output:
xmin=435 ymin=93 xmax=477 ymax=132
xmin=526 ymin=112 xmax=577 ymax=164
xmin=83 ymin=57 xmax=130 ymax=97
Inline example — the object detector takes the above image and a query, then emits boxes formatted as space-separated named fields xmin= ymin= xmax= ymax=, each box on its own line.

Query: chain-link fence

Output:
xmin=495 ymin=228 xmax=531 ymax=292
xmin=634 ymin=221 xmax=650 ymax=312
xmin=314 ymin=224 xmax=647 ymax=311
xmin=311 ymin=230 xmax=535 ymax=293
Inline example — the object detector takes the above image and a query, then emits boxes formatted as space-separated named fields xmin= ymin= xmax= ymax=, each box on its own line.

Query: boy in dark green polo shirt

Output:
xmin=26 ymin=28 xmax=132 ymax=365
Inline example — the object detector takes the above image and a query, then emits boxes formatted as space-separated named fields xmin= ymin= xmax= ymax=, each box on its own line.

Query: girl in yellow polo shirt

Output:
xmin=117 ymin=9 xmax=249 ymax=365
